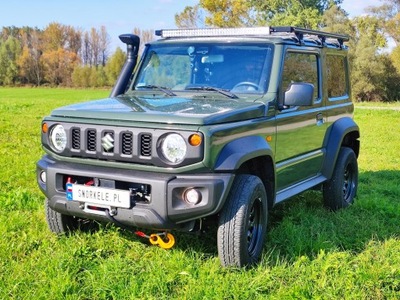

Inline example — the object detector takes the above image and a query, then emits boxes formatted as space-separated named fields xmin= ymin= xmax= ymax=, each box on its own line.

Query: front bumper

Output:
xmin=37 ymin=155 xmax=233 ymax=230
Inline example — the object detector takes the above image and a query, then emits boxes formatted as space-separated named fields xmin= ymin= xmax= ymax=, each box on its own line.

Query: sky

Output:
xmin=0 ymin=0 xmax=385 ymax=51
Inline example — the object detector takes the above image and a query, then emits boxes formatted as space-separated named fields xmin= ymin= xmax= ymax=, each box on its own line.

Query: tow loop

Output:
xmin=135 ymin=231 xmax=175 ymax=249
xmin=105 ymin=209 xmax=175 ymax=249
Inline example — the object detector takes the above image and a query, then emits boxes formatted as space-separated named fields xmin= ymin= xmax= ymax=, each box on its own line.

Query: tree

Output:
xmin=81 ymin=31 xmax=92 ymax=66
xmin=390 ymin=45 xmax=400 ymax=72
xmin=90 ymin=65 xmax=107 ymax=87
xmin=366 ymin=0 xmax=400 ymax=89
xmin=0 ymin=26 xmax=21 ymax=42
xmin=321 ymin=4 xmax=400 ymax=101
xmin=378 ymin=53 xmax=400 ymax=101
xmin=367 ymin=0 xmax=400 ymax=45
xmin=90 ymin=27 xmax=101 ymax=67
xmin=250 ymin=0 xmax=343 ymax=28
xmin=251 ymin=0 xmax=343 ymax=16
xmin=322 ymin=5 xmax=354 ymax=35
xmin=200 ymin=0 xmax=256 ymax=27
xmin=65 ymin=25 xmax=82 ymax=54
xmin=42 ymin=48 xmax=79 ymax=86
xmin=350 ymin=16 xmax=391 ymax=101
xmin=99 ymin=26 xmax=110 ymax=67
xmin=132 ymin=28 xmax=155 ymax=55
xmin=265 ymin=4 xmax=321 ymax=28
xmin=79 ymin=27 xmax=110 ymax=67
xmin=175 ymin=0 xmax=343 ymax=29
xmin=386 ymin=12 xmax=400 ymax=44
xmin=0 ymin=23 xmax=113 ymax=87
xmin=0 ymin=36 xmax=21 ymax=85
xmin=17 ymin=29 xmax=44 ymax=85
xmin=105 ymin=47 xmax=126 ymax=85
xmin=72 ymin=65 xmax=91 ymax=87
xmin=42 ymin=22 xmax=67 ymax=52
xmin=175 ymin=5 xmax=205 ymax=28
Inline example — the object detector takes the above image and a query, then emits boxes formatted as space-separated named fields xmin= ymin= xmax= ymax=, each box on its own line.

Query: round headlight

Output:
xmin=161 ymin=133 xmax=187 ymax=164
xmin=50 ymin=124 xmax=67 ymax=152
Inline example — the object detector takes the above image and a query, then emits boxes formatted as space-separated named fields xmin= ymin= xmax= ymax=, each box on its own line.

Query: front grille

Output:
xmin=68 ymin=127 xmax=151 ymax=162
xmin=140 ymin=134 xmax=152 ymax=156
xmin=87 ymin=130 xmax=97 ymax=152
xmin=72 ymin=128 xmax=81 ymax=150
xmin=122 ymin=132 xmax=133 ymax=155
xmin=50 ymin=124 xmax=202 ymax=167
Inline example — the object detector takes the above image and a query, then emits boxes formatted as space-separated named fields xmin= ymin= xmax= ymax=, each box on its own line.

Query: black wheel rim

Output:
xmin=247 ymin=197 xmax=263 ymax=255
xmin=343 ymin=162 xmax=355 ymax=202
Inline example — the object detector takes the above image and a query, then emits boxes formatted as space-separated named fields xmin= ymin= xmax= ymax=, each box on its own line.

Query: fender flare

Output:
xmin=322 ymin=117 xmax=360 ymax=179
xmin=214 ymin=135 xmax=274 ymax=172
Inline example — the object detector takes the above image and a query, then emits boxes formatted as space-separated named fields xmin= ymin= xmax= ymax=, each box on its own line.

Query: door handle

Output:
xmin=316 ymin=113 xmax=324 ymax=126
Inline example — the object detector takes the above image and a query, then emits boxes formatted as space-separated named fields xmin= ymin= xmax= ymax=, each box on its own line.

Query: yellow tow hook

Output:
xmin=135 ymin=231 xmax=176 ymax=249
xmin=149 ymin=232 xmax=175 ymax=249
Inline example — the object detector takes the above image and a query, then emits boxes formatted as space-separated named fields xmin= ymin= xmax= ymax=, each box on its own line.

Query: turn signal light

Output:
xmin=189 ymin=134 xmax=202 ymax=147
xmin=42 ymin=122 xmax=48 ymax=133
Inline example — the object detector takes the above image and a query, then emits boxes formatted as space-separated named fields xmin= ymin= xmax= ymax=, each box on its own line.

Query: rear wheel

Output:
xmin=217 ymin=174 xmax=268 ymax=267
xmin=323 ymin=147 xmax=358 ymax=210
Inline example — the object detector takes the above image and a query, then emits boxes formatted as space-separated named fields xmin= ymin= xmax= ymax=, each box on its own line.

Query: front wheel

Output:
xmin=323 ymin=147 xmax=358 ymax=210
xmin=45 ymin=198 xmax=92 ymax=234
xmin=217 ymin=175 xmax=268 ymax=267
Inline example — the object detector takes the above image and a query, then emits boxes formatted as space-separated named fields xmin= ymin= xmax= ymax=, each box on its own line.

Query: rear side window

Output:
xmin=326 ymin=55 xmax=348 ymax=98
xmin=282 ymin=52 xmax=319 ymax=101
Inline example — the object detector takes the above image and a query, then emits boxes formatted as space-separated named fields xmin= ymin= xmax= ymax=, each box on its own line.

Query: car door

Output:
xmin=275 ymin=49 xmax=327 ymax=191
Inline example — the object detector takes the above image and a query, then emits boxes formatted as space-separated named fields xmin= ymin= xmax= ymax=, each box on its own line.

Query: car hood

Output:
xmin=50 ymin=94 xmax=266 ymax=126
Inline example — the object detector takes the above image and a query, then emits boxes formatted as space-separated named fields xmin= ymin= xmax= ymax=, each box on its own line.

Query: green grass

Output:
xmin=1 ymin=87 xmax=399 ymax=299
xmin=355 ymin=101 xmax=400 ymax=108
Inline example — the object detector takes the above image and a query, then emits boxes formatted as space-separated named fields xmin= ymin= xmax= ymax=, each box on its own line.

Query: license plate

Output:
xmin=66 ymin=183 xmax=131 ymax=208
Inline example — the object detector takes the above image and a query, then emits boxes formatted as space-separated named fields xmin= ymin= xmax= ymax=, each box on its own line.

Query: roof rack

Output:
xmin=155 ymin=26 xmax=349 ymax=48
xmin=270 ymin=26 xmax=349 ymax=48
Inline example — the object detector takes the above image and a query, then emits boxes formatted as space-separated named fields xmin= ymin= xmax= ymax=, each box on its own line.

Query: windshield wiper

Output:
xmin=186 ymin=86 xmax=238 ymax=99
xmin=136 ymin=85 xmax=177 ymax=96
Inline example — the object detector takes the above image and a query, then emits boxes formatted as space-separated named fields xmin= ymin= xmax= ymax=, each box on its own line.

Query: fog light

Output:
xmin=39 ymin=171 xmax=47 ymax=183
xmin=183 ymin=188 xmax=202 ymax=205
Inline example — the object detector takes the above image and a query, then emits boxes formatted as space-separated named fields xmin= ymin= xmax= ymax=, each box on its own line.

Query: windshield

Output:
xmin=131 ymin=42 xmax=273 ymax=94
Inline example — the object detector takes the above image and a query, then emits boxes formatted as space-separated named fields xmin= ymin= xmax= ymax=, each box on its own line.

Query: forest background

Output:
xmin=1 ymin=0 xmax=400 ymax=102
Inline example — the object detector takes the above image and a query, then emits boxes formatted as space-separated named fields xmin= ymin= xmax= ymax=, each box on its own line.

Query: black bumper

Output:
xmin=37 ymin=155 xmax=233 ymax=230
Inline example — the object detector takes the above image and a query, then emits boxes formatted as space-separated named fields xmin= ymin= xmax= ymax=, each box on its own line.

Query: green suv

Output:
xmin=37 ymin=26 xmax=360 ymax=267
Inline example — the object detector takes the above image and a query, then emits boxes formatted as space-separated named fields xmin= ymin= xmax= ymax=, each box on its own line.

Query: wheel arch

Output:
xmin=214 ymin=136 xmax=276 ymax=209
xmin=322 ymin=117 xmax=360 ymax=180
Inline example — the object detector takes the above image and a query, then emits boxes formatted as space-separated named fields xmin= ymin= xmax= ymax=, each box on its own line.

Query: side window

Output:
xmin=282 ymin=52 xmax=319 ymax=101
xmin=326 ymin=54 xmax=347 ymax=98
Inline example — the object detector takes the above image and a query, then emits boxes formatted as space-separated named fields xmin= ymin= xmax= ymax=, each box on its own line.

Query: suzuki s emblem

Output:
xmin=101 ymin=133 xmax=114 ymax=151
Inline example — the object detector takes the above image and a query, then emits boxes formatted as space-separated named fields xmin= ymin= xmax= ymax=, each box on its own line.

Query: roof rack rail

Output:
xmin=270 ymin=26 xmax=349 ymax=48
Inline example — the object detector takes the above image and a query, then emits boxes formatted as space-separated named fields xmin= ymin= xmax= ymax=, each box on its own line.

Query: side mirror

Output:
xmin=284 ymin=82 xmax=314 ymax=106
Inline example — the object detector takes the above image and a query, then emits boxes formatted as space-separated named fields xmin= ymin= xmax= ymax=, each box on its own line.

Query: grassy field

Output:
xmin=1 ymin=87 xmax=399 ymax=299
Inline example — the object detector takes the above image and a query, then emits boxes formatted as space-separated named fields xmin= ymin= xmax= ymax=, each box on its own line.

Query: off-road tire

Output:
xmin=323 ymin=147 xmax=358 ymax=210
xmin=217 ymin=174 xmax=268 ymax=267
xmin=45 ymin=198 xmax=82 ymax=234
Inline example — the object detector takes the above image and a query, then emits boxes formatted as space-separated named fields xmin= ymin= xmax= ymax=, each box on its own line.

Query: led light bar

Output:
xmin=155 ymin=27 xmax=271 ymax=38
xmin=154 ymin=26 xmax=349 ymax=49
